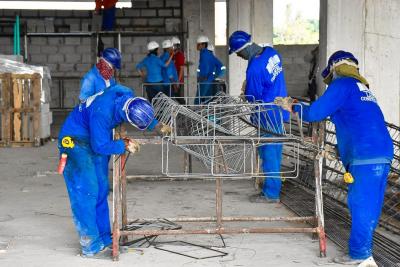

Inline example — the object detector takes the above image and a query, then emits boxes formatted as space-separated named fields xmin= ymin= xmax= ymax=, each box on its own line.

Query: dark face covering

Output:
xmin=237 ymin=43 xmax=263 ymax=61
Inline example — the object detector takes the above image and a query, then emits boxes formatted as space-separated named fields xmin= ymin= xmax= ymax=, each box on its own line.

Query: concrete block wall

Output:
xmin=0 ymin=0 xmax=183 ymax=109
xmin=275 ymin=44 xmax=318 ymax=97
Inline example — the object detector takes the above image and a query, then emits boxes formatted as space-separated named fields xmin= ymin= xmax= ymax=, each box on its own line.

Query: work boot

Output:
xmin=80 ymin=247 xmax=112 ymax=260
xmin=249 ymin=192 xmax=280 ymax=203
xmin=333 ymin=255 xmax=364 ymax=265
xmin=358 ymin=257 xmax=378 ymax=267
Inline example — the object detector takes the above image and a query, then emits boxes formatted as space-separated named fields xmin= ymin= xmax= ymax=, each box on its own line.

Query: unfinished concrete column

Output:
xmin=183 ymin=0 xmax=215 ymax=101
xmin=227 ymin=0 xmax=273 ymax=96
xmin=319 ymin=0 xmax=400 ymax=124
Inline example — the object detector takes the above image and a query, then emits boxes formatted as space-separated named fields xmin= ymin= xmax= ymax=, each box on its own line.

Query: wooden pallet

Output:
xmin=0 ymin=73 xmax=44 ymax=147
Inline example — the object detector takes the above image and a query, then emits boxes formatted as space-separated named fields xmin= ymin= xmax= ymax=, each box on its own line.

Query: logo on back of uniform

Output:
xmin=357 ymin=83 xmax=377 ymax=103
xmin=266 ymin=55 xmax=282 ymax=82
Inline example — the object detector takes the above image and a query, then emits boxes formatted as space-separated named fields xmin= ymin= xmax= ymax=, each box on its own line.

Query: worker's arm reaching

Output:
xmin=275 ymin=79 xmax=350 ymax=122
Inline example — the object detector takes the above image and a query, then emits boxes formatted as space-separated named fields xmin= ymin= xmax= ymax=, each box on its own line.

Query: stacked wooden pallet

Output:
xmin=0 ymin=73 xmax=50 ymax=147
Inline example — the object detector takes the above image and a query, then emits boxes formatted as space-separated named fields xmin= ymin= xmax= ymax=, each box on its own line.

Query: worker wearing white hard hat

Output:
xmin=136 ymin=41 xmax=174 ymax=103
xmin=196 ymin=36 xmax=225 ymax=104
xmin=170 ymin=36 xmax=186 ymax=103
xmin=160 ymin=39 xmax=178 ymax=98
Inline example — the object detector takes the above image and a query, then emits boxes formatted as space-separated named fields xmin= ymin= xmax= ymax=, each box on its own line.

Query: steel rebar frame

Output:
xmin=111 ymin=124 xmax=327 ymax=261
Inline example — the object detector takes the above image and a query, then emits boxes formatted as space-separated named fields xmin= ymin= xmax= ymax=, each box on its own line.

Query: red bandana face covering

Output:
xmin=96 ymin=59 xmax=114 ymax=80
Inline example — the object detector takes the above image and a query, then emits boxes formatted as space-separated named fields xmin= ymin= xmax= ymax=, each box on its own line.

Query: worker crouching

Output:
xmin=58 ymin=84 xmax=167 ymax=258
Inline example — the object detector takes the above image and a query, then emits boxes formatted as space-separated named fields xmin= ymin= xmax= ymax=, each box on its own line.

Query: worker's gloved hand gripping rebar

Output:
xmin=156 ymin=123 xmax=172 ymax=136
xmin=274 ymin=97 xmax=297 ymax=112
xmin=124 ymin=138 xmax=140 ymax=154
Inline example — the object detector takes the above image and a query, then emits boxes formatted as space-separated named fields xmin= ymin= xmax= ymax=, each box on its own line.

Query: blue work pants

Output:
xmin=258 ymin=143 xmax=283 ymax=199
xmin=347 ymin=163 xmax=390 ymax=260
xmin=59 ymin=142 xmax=111 ymax=255
xmin=102 ymin=6 xmax=116 ymax=31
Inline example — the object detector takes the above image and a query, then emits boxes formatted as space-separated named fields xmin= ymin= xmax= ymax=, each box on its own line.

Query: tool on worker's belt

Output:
xmin=344 ymin=172 xmax=354 ymax=184
xmin=61 ymin=136 xmax=75 ymax=148
xmin=57 ymin=153 xmax=67 ymax=174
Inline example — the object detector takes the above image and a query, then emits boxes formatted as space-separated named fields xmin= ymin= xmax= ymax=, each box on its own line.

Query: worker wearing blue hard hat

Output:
xmin=228 ymin=30 xmax=289 ymax=203
xmin=79 ymin=47 xmax=121 ymax=103
xmin=136 ymin=41 xmax=174 ymax=103
xmin=58 ymin=84 xmax=170 ymax=258
xmin=275 ymin=50 xmax=393 ymax=267
xmin=196 ymin=35 xmax=225 ymax=104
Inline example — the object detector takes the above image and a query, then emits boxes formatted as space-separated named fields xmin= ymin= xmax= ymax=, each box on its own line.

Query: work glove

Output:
xmin=274 ymin=97 xmax=296 ymax=112
xmin=156 ymin=123 xmax=172 ymax=136
xmin=124 ymin=138 xmax=140 ymax=154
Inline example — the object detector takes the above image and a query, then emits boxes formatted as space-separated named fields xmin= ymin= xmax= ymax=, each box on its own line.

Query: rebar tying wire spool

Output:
xmin=152 ymin=92 xmax=332 ymax=178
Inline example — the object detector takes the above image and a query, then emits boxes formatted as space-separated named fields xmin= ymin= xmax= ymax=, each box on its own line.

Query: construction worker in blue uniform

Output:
xmin=58 ymin=84 xmax=168 ymax=258
xmin=136 ymin=41 xmax=174 ymax=103
xmin=228 ymin=30 xmax=289 ymax=203
xmin=196 ymin=35 xmax=224 ymax=104
xmin=79 ymin=48 xmax=121 ymax=103
xmin=207 ymin=44 xmax=227 ymax=95
xmin=160 ymin=39 xmax=179 ymax=97
xmin=275 ymin=51 xmax=393 ymax=267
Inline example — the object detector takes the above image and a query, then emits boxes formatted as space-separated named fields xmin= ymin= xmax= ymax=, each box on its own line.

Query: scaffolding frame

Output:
xmin=111 ymin=121 xmax=327 ymax=261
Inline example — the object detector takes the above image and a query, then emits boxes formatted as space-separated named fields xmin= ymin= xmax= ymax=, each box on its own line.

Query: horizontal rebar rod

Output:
xmin=126 ymin=216 xmax=316 ymax=223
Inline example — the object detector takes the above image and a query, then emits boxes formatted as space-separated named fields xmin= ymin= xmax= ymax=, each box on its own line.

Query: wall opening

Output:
xmin=214 ymin=0 xmax=227 ymax=46
xmin=273 ymin=0 xmax=319 ymax=45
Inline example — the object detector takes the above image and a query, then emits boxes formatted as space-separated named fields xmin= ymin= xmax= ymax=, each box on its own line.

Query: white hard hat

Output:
xmin=147 ymin=41 xmax=159 ymax=51
xmin=171 ymin=36 xmax=180 ymax=45
xmin=197 ymin=35 xmax=209 ymax=44
xmin=208 ymin=44 xmax=215 ymax=52
xmin=162 ymin=39 xmax=173 ymax=49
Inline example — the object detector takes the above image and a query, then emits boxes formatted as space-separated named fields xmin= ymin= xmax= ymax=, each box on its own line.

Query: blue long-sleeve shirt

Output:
xmin=136 ymin=54 xmax=165 ymax=83
xmin=160 ymin=52 xmax=178 ymax=84
xmin=293 ymin=77 xmax=393 ymax=167
xmin=198 ymin=48 xmax=224 ymax=82
xmin=79 ymin=66 xmax=116 ymax=102
xmin=245 ymin=46 xmax=289 ymax=124
xmin=60 ymin=85 xmax=134 ymax=155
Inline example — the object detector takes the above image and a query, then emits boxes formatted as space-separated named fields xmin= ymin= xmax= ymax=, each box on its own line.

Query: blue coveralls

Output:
xmin=196 ymin=48 xmax=224 ymax=104
xmin=293 ymin=77 xmax=393 ymax=260
xmin=102 ymin=6 xmax=116 ymax=31
xmin=136 ymin=54 xmax=168 ymax=103
xmin=160 ymin=51 xmax=178 ymax=97
xmin=245 ymin=47 xmax=289 ymax=199
xmin=79 ymin=66 xmax=116 ymax=102
xmin=58 ymin=85 xmax=134 ymax=255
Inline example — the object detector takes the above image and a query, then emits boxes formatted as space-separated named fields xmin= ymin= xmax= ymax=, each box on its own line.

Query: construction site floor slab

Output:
xmin=0 ymin=142 xmax=349 ymax=267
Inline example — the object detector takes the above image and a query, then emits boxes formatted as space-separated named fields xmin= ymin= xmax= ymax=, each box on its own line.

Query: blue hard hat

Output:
xmin=101 ymin=48 xmax=122 ymax=70
xmin=228 ymin=31 xmax=252 ymax=54
xmin=322 ymin=50 xmax=359 ymax=78
xmin=124 ymin=97 xmax=155 ymax=130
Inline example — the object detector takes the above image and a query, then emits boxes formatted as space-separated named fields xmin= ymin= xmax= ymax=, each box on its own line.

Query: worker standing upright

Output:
xmin=207 ymin=43 xmax=227 ymax=95
xmin=171 ymin=36 xmax=185 ymax=100
xmin=58 ymin=84 xmax=169 ymax=258
xmin=195 ymin=35 xmax=224 ymax=104
xmin=275 ymin=51 xmax=393 ymax=267
xmin=136 ymin=41 xmax=174 ymax=103
xmin=228 ymin=30 xmax=289 ymax=203
xmin=95 ymin=0 xmax=118 ymax=31
xmin=79 ymin=47 xmax=121 ymax=103
xmin=160 ymin=39 xmax=178 ymax=97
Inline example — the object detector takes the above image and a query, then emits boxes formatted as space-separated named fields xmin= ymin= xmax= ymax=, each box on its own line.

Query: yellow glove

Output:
xmin=344 ymin=172 xmax=354 ymax=183
xmin=124 ymin=138 xmax=140 ymax=154
xmin=157 ymin=123 xmax=172 ymax=136
xmin=274 ymin=97 xmax=296 ymax=112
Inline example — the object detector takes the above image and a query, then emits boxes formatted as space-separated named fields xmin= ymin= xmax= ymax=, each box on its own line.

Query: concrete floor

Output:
xmin=0 ymin=141 xmax=348 ymax=267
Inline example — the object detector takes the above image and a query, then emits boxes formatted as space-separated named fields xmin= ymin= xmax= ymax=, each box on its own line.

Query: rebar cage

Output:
xmin=153 ymin=92 xmax=305 ymax=178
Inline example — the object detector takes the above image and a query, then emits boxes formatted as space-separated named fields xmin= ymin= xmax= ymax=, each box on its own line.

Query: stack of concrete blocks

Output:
xmin=275 ymin=44 xmax=318 ymax=97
